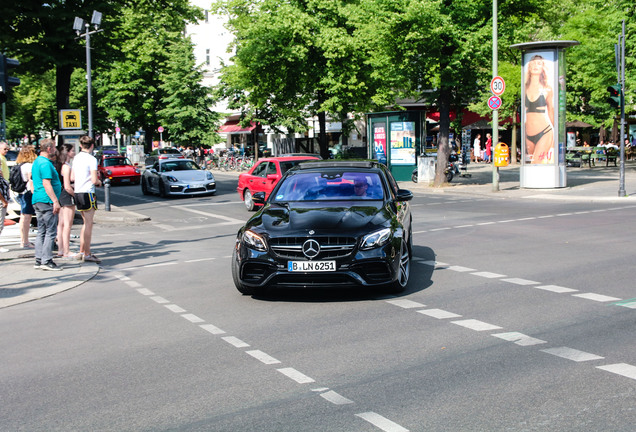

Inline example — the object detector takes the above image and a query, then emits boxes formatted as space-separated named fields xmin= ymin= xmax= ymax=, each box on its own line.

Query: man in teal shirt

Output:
xmin=32 ymin=139 xmax=62 ymax=271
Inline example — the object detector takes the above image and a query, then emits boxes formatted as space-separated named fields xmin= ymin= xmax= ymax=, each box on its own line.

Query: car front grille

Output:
xmin=270 ymin=236 xmax=356 ymax=260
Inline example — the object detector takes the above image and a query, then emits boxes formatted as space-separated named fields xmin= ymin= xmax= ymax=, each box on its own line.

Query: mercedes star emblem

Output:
xmin=302 ymin=239 xmax=320 ymax=259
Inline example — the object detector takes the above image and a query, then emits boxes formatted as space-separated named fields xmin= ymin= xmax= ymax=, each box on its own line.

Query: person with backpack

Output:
xmin=0 ymin=142 xmax=9 ymax=253
xmin=13 ymin=146 xmax=37 ymax=248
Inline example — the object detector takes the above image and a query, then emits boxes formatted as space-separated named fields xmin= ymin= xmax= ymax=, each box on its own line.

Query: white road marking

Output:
xmin=124 ymin=280 xmax=142 ymax=288
xmin=471 ymin=271 xmax=506 ymax=278
xmin=497 ymin=219 xmax=516 ymax=223
xmin=417 ymin=309 xmax=462 ymax=319
xmin=446 ymin=266 xmax=476 ymax=272
xmin=477 ymin=221 xmax=495 ymax=225
xmin=115 ymin=274 xmax=131 ymax=281
xmin=454 ymin=224 xmax=474 ymax=228
xmin=537 ymin=215 xmax=554 ymax=218
xmin=312 ymin=387 xmax=330 ymax=392
xmin=492 ymin=332 xmax=546 ymax=346
xmin=596 ymin=363 xmax=636 ymax=380
xmin=386 ymin=299 xmax=426 ymax=309
xmin=517 ymin=217 xmax=537 ymax=221
xmin=541 ymin=347 xmax=604 ymax=362
xmin=616 ymin=300 xmax=636 ymax=309
xmin=418 ymin=260 xmax=448 ymax=267
xmin=452 ymin=319 xmax=503 ymax=332
xmin=200 ymin=324 xmax=226 ymax=335
xmin=222 ymin=336 xmax=249 ymax=348
xmin=136 ymin=288 xmax=155 ymax=296
xmin=501 ymin=278 xmax=539 ymax=286
xmin=572 ymin=293 xmax=621 ymax=302
xmin=184 ymin=258 xmax=216 ymax=263
xmin=181 ymin=313 xmax=205 ymax=323
xmin=165 ymin=304 xmax=186 ymax=313
xmin=430 ymin=227 xmax=452 ymax=231
xmin=150 ymin=296 xmax=170 ymax=304
xmin=277 ymin=367 xmax=315 ymax=383
xmin=143 ymin=262 xmax=178 ymax=268
xmin=320 ymin=390 xmax=354 ymax=405
xmin=355 ymin=412 xmax=409 ymax=432
xmin=535 ymin=285 xmax=578 ymax=293
xmin=175 ymin=206 xmax=244 ymax=224
xmin=246 ymin=350 xmax=281 ymax=365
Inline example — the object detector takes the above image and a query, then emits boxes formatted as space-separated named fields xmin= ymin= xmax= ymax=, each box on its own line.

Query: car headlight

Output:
xmin=242 ymin=230 xmax=267 ymax=251
xmin=105 ymin=169 xmax=112 ymax=175
xmin=134 ymin=168 xmax=140 ymax=174
xmin=206 ymin=172 xmax=214 ymax=180
xmin=360 ymin=228 xmax=392 ymax=250
xmin=166 ymin=176 xmax=178 ymax=182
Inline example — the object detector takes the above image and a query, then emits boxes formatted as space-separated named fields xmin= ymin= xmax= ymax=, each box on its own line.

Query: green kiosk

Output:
xmin=367 ymin=111 xmax=426 ymax=181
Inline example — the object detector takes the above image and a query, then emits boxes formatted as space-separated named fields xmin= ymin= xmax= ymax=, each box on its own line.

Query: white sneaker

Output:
xmin=0 ymin=247 xmax=9 ymax=253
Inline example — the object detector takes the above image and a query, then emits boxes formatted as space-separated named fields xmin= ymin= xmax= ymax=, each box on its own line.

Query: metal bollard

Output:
xmin=104 ymin=178 xmax=111 ymax=211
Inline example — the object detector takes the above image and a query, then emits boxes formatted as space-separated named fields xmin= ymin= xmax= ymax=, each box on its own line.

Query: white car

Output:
xmin=141 ymin=158 xmax=216 ymax=197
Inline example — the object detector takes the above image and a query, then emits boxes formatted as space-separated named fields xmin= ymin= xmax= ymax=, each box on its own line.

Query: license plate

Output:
xmin=192 ymin=184 xmax=204 ymax=188
xmin=120 ymin=178 xmax=130 ymax=183
xmin=288 ymin=261 xmax=336 ymax=272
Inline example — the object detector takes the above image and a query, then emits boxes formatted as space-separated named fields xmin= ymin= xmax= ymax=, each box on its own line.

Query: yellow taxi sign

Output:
xmin=60 ymin=109 xmax=82 ymax=129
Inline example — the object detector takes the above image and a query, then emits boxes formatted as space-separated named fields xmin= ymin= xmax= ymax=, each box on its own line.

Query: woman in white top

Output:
xmin=15 ymin=146 xmax=37 ymax=248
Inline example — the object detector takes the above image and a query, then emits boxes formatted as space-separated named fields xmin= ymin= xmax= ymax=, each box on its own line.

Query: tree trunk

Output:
xmin=318 ymin=111 xmax=329 ymax=159
xmin=434 ymin=88 xmax=451 ymax=187
xmin=56 ymin=64 xmax=73 ymax=111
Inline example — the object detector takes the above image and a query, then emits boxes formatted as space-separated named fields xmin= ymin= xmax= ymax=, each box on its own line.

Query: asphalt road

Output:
xmin=1 ymin=171 xmax=635 ymax=431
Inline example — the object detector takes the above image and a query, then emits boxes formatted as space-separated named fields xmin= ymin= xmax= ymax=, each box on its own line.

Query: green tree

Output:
xmin=157 ymin=36 xmax=222 ymax=146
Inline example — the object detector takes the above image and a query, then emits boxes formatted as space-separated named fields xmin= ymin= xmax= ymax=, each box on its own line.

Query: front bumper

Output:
xmin=167 ymin=181 xmax=216 ymax=196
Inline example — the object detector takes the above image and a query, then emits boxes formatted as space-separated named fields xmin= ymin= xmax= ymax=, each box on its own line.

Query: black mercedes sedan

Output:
xmin=231 ymin=160 xmax=413 ymax=295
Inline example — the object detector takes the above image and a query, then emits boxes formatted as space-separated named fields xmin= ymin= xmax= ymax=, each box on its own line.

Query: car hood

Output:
xmin=246 ymin=201 xmax=392 ymax=237
xmin=164 ymin=171 xmax=211 ymax=182
xmin=109 ymin=166 xmax=139 ymax=175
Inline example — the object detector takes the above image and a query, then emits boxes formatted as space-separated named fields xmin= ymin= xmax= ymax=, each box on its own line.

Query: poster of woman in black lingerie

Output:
xmin=523 ymin=52 xmax=556 ymax=164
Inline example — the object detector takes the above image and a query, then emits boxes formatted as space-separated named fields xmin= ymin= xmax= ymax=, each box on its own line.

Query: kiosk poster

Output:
xmin=373 ymin=125 xmax=387 ymax=164
xmin=522 ymin=51 xmax=557 ymax=165
xmin=390 ymin=121 xmax=416 ymax=165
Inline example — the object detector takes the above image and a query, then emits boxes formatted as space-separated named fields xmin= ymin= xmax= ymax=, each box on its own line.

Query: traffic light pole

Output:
xmin=618 ymin=20 xmax=626 ymax=197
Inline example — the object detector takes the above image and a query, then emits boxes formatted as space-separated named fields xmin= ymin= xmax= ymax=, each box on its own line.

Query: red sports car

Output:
xmin=99 ymin=155 xmax=142 ymax=185
xmin=237 ymin=155 xmax=320 ymax=210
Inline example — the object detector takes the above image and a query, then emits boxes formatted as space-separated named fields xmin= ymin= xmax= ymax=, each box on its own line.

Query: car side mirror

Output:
xmin=252 ymin=192 xmax=266 ymax=204
xmin=396 ymin=189 xmax=413 ymax=202
xmin=150 ymin=168 xmax=158 ymax=174
xmin=266 ymin=174 xmax=279 ymax=181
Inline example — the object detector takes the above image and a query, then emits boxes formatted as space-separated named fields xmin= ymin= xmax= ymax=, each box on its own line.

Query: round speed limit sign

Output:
xmin=490 ymin=76 xmax=505 ymax=96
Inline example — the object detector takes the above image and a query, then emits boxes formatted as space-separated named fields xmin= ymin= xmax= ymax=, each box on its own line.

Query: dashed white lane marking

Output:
xmin=356 ymin=412 xmax=410 ymax=432
xmin=165 ymin=304 xmax=186 ymax=313
xmin=420 ymin=260 xmax=448 ymax=267
xmin=541 ymin=347 xmax=604 ymax=362
xmin=471 ymin=271 xmax=506 ymax=279
xmin=386 ymin=299 xmax=426 ymax=309
xmin=184 ymin=258 xmax=216 ymax=263
xmin=430 ymin=227 xmax=452 ymax=231
xmin=417 ymin=309 xmax=462 ymax=319
xmin=477 ymin=221 xmax=496 ymax=226
xmin=150 ymin=296 xmax=170 ymax=304
xmin=246 ymin=350 xmax=281 ymax=365
xmin=200 ymin=323 xmax=226 ymax=335
xmin=535 ymin=285 xmax=578 ymax=294
xmin=320 ymin=390 xmax=354 ymax=405
xmin=447 ymin=265 xmax=476 ymax=272
xmin=124 ymin=280 xmax=142 ymax=288
xmin=597 ymin=363 xmax=636 ymax=380
xmin=222 ymin=336 xmax=249 ymax=348
xmin=502 ymin=278 xmax=539 ymax=286
xmin=454 ymin=224 xmax=474 ymax=228
xmin=144 ymin=262 xmax=178 ymax=268
xmin=115 ymin=274 xmax=131 ymax=281
xmin=451 ymin=319 xmax=503 ymax=332
xmin=277 ymin=367 xmax=315 ymax=384
xmin=492 ymin=332 xmax=546 ymax=346
xmin=136 ymin=288 xmax=155 ymax=296
xmin=572 ymin=293 xmax=621 ymax=302
xmin=175 ymin=206 xmax=245 ymax=224
xmin=182 ymin=313 xmax=205 ymax=323
xmin=616 ymin=299 xmax=636 ymax=309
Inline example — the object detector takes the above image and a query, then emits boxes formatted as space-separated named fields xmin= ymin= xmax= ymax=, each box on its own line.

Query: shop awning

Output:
xmin=218 ymin=120 xmax=257 ymax=134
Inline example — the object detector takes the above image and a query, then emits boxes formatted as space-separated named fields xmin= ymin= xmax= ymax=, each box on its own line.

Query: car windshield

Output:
xmin=104 ymin=157 xmax=131 ymax=167
xmin=279 ymin=160 xmax=310 ymax=175
xmin=160 ymin=160 xmax=200 ymax=172
xmin=273 ymin=171 xmax=384 ymax=202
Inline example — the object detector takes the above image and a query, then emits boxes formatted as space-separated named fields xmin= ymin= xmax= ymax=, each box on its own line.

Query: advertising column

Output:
xmin=512 ymin=41 xmax=578 ymax=189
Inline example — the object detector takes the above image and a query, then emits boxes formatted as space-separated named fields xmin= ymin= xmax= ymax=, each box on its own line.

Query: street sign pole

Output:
xmin=492 ymin=0 xmax=499 ymax=192
xmin=618 ymin=20 xmax=626 ymax=197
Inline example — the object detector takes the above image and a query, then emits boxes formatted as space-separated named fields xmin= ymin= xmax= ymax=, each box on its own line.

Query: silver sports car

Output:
xmin=141 ymin=158 xmax=216 ymax=197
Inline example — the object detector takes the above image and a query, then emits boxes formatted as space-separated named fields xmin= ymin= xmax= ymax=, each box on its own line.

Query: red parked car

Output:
xmin=237 ymin=155 xmax=320 ymax=210
xmin=98 ymin=155 xmax=142 ymax=185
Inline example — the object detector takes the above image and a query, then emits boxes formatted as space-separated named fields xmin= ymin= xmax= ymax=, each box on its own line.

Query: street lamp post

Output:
xmin=73 ymin=11 xmax=103 ymax=139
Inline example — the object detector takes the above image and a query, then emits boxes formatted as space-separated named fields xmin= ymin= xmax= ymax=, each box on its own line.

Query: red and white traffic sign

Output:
xmin=490 ymin=76 xmax=505 ymax=96
xmin=488 ymin=95 xmax=502 ymax=110
xmin=158 ymin=126 xmax=164 ymax=133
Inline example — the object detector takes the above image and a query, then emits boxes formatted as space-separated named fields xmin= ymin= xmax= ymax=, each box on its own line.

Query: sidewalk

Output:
xmin=2 ymin=162 xmax=635 ymax=309
xmin=0 ymin=204 xmax=151 ymax=309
